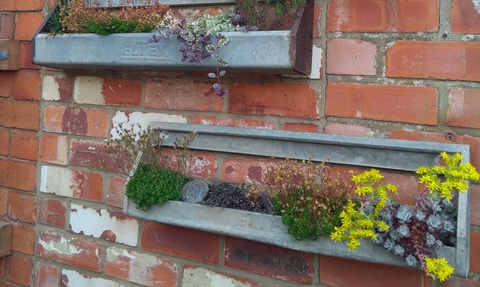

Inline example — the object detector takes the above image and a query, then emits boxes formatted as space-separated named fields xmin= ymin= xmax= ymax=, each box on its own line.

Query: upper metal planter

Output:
xmin=31 ymin=0 xmax=313 ymax=75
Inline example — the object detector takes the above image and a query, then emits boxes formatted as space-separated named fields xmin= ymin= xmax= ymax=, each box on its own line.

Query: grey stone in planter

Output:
xmin=124 ymin=122 xmax=471 ymax=277
xmin=31 ymin=0 xmax=313 ymax=75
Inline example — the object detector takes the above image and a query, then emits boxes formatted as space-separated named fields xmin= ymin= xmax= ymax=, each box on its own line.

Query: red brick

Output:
xmin=102 ymin=78 xmax=142 ymax=106
xmin=282 ymin=122 xmax=318 ymax=133
xmin=447 ymin=88 xmax=480 ymax=129
xmin=39 ymin=198 xmax=66 ymax=228
xmin=229 ymin=82 xmax=318 ymax=119
xmin=35 ymin=264 xmax=59 ymax=287
xmin=8 ymin=191 xmax=35 ymax=223
xmin=313 ymin=4 xmax=321 ymax=37
xmin=40 ymin=134 xmax=67 ymax=165
xmin=1 ymin=0 xmax=44 ymax=11
xmin=107 ymin=176 xmax=125 ymax=208
xmin=472 ymin=185 xmax=480 ymax=226
xmin=5 ymin=253 xmax=33 ymax=286
xmin=327 ymin=39 xmax=377 ymax=75
xmin=104 ymin=246 xmax=177 ymax=286
xmin=142 ymin=221 xmax=220 ymax=265
xmin=191 ymin=115 xmax=275 ymax=129
xmin=0 ymin=13 xmax=14 ymax=38
xmin=71 ymin=170 xmax=104 ymax=202
xmin=0 ymin=100 xmax=40 ymax=130
xmin=145 ymin=79 xmax=223 ymax=111
xmin=0 ymin=72 xmax=13 ymax=97
xmin=320 ymin=256 xmax=425 ymax=287
xmin=471 ymin=232 xmax=480 ymax=273
xmin=0 ymin=256 xmax=4 ymax=278
xmin=183 ymin=264 xmax=265 ymax=287
xmin=43 ymin=74 xmax=73 ymax=102
xmin=327 ymin=0 xmax=438 ymax=32
xmin=18 ymin=42 xmax=40 ymax=70
xmin=11 ymin=223 xmax=35 ymax=255
xmin=324 ymin=122 xmax=370 ymax=137
xmin=325 ymin=82 xmax=437 ymax=125
xmin=224 ymin=237 xmax=314 ymax=284
xmin=70 ymin=139 xmax=123 ymax=172
xmin=0 ymin=188 xmax=8 ymax=215
xmin=14 ymin=13 xmax=44 ymax=41
xmin=443 ymin=276 xmax=480 ymax=287
xmin=37 ymin=231 xmax=102 ymax=272
xmin=43 ymin=106 xmax=108 ymax=137
xmin=186 ymin=151 xmax=217 ymax=178
xmin=11 ymin=131 xmax=38 ymax=161
xmin=451 ymin=0 xmax=480 ymax=34
xmin=0 ymin=159 xmax=36 ymax=191
xmin=0 ymin=1 xmax=14 ymax=11
xmin=388 ymin=130 xmax=480 ymax=171
xmin=0 ymin=128 xmax=9 ymax=156
xmin=222 ymin=157 xmax=275 ymax=183
xmin=386 ymin=41 xmax=480 ymax=82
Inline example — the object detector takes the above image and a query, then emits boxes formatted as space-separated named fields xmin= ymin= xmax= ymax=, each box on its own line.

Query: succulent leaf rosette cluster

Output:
xmin=331 ymin=152 xmax=479 ymax=282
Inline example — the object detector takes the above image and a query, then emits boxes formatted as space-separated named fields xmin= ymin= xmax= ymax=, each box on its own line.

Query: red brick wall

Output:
xmin=1 ymin=0 xmax=480 ymax=286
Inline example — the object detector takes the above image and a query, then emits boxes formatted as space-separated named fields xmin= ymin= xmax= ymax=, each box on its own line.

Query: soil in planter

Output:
xmin=199 ymin=182 xmax=273 ymax=214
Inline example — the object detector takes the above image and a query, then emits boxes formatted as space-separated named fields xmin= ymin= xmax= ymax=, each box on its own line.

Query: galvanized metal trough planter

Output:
xmin=124 ymin=122 xmax=471 ymax=277
xmin=31 ymin=0 xmax=313 ymax=74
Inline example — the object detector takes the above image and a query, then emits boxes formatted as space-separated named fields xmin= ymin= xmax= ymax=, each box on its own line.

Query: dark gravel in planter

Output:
xmin=199 ymin=182 xmax=272 ymax=214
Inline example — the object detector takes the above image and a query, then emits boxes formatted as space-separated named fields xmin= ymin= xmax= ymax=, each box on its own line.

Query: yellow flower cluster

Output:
xmin=425 ymin=257 xmax=455 ymax=282
xmin=417 ymin=152 xmax=480 ymax=200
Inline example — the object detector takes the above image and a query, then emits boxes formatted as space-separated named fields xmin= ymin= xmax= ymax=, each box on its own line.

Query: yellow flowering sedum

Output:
xmin=425 ymin=257 xmax=455 ymax=282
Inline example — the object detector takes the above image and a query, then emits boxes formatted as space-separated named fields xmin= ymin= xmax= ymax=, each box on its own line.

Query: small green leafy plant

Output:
xmin=251 ymin=157 xmax=354 ymax=240
xmin=89 ymin=125 xmax=196 ymax=211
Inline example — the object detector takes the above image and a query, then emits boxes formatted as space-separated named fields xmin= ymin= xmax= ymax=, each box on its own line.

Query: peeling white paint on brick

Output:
xmin=182 ymin=267 xmax=256 ymax=287
xmin=42 ymin=75 xmax=61 ymax=101
xmin=62 ymin=269 xmax=124 ymax=287
xmin=38 ymin=234 xmax=83 ymax=255
xmin=74 ymin=76 xmax=105 ymax=105
xmin=111 ymin=111 xmax=187 ymax=139
xmin=40 ymin=165 xmax=74 ymax=197
xmin=70 ymin=204 xmax=138 ymax=246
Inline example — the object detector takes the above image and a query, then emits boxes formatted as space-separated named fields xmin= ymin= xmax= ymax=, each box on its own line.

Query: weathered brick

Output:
xmin=13 ymin=70 xmax=41 ymax=100
xmin=447 ymin=88 xmax=480 ymax=129
xmin=325 ymin=82 xmax=437 ymax=125
xmin=142 ymin=221 xmax=220 ymax=265
xmin=0 ymin=159 xmax=36 ymax=191
xmin=145 ymin=79 xmax=223 ymax=111
xmin=43 ymin=105 xmax=108 ymax=137
xmin=40 ymin=166 xmax=103 ymax=202
xmin=443 ymin=276 xmax=480 ymax=287
xmin=229 ymin=82 xmax=318 ymax=119
xmin=14 ymin=13 xmax=44 ymax=40
xmin=1 ymin=0 xmax=44 ymax=11
xmin=472 ymin=185 xmax=480 ymax=226
xmin=327 ymin=0 xmax=438 ymax=32
xmin=40 ymin=134 xmax=68 ymax=165
xmin=386 ymin=41 xmax=480 ymax=82
xmin=111 ymin=111 xmax=187 ymax=136
xmin=0 ymin=13 xmax=14 ymax=38
xmin=191 ymin=116 xmax=275 ymax=129
xmin=70 ymin=139 xmax=124 ymax=173
xmin=451 ymin=0 xmax=480 ymax=34
xmin=0 ymin=72 xmax=13 ymax=97
xmin=5 ymin=253 xmax=33 ymax=286
xmin=0 ymin=100 xmax=40 ymax=130
xmin=186 ymin=151 xmax=217 ymax=178
xmin=313 ymin=4 xmax=321 ymax=37
xmin=319 ymin=255 xmax=425 ymax=287
xmin=11 ymin=222 xmax=35 ymax=255
xmin=105 ymin=246 xmax=178 ymax=286
xmin=0 ymin=128 xmax=9 ymax=156
xmin=70 ymin=204 xmax=138 ymax=246
xmin=39 ymin=198 xmax=66 ymax=228
xmin=471 ymin=232 xmax=480 ymax=273
xmin=222 ymin=157 xmax=274 ymax=183
xmin=388 ymin=130 xmax=480 ymax=171
xmin=324 ymin=122 xmax=370 ymax=137
xmin=8 ymin=191 xmax=36 ymax=223
xmin=107 ymin=176 xmax=125 ymax=208
xmin=182 ymin=265 xmax=265 ymax=287
xmin=0 ymin=188 xmax=8 ymax=215
xmin=281 ymin=122 xmax=318 ymax=133
xmin=19 ymin=42 xmax=40 ymax=69
xmin=74 ymin=76 xmax=142 ymax=106
xmin=61 ymin=269 xmax=124 ymax=287
xmin=224 ymin=237 xmax=314 ymax=284
xmin=11 ymin=130 xmax=38 ymax=161
xmin=327 ymin=39 xmax=377 ymax=75
xmin=37 ymin=231 xmax=102 ymax=272
xmin=35 ymin=264 xmax=59 ymax=287
xmin=43 ymin=74 xmax=73 ymax=102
